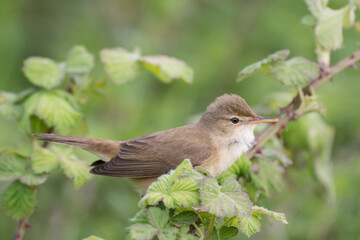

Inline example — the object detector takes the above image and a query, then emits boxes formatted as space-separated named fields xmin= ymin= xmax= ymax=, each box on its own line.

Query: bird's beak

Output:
xmin=247 ymin=116 xmax=278 ymax=124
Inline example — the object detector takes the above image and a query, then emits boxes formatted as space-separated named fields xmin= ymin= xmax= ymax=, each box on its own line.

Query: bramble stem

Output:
xmin=247 ymin=49 xmax=360 ymax=158
xmin=14 ymin=216 xmax=30 ymax=240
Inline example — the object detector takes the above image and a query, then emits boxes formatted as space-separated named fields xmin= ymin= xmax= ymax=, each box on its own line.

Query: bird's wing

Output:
xmin=90 ymin=126 xmax=213 ymax=178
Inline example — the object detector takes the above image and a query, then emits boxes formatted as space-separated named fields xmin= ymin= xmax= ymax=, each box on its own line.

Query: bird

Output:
xmin=34 ymin=94 xmax=277 ymax=191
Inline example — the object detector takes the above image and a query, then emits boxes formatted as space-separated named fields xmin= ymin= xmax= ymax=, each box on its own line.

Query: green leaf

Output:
xmin=262 ymin=149 xmax=292 ymax=167
xmin=171 ymin=211 xmax=198 ymax=226
xmin=20 ymin=90 xmax=83 ymax=134
xmin=237 ymin=50 xmax=289 ymax=82
xmin=130 ymin=209 xmax=149 ymax=224
xmin=257 ymin=160 xmax=284 ymax=196
xmin=238 ymin=214 xmax=261 ymax=237
xmin=343 ymin=5 xmax=356 ymax=29
xmin=178 ymin=226 xmax=197 ymax=240
xmin=268 ymin=57 xmax=319 ymax=86
xmin=129 ymin=223 xmax=159 ymax=240
xmin=315 ymin=7 xmax=345 ymax=51
xmin=199 ymin=177 xmax=252 ymax=218
xmin=82 ymin=236 xmax=105 ymax=240
xmin=100 ymin=48 xmax=140 ymax=84
xmin=58 ymin=149 xmax=91 ymax=188
xmin=147 ymin=207 xmax=169 ymax=230
xmin=66 ymin=45 xmax=94 ymax=74
xmin=0 ymin=153 xmax=28 ymax=181
xmin=158 ymin=227 xmax=178 ymax=240
xmin=219 ymin=226 xmax=238 ymax=240
xmin=1 ymin=180 xmax=36 ymax=220
xmin=0 ymin=91 xmax=22 ymax=120
xmin=252 ymin=206 xmax=288 ymax=224
xmin=139 ymin=55 xmax=193 ymax=84
xmin=19 ymin=170 xmax=48 ymax=186
xmin=217 ymin=155 xmax=251 ymax=184
xmin=23 ymin=57 xmax=64 ymax=89
xmin=140 ymin=159 xmax=200 ymax=208
xmin=304 ymin=0 xmax=328 ymax=18
xmin=31 ymin=147 xmax=58 ymax=173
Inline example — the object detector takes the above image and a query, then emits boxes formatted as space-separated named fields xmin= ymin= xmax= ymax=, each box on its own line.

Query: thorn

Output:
xmin=254 ymin=147 xmax=262 ymax=155
xmin=349 ymin=61 xmax=357 ymax=69
xmin=25 ymin=223 xmax=31 ymax=229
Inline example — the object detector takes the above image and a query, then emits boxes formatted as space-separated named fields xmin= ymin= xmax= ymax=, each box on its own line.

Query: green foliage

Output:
xmin=237 ymin=50 xmax=289 ymax=82
xmin=2 ymin=181 xmax=36 ymax=220
xmin=23 ymin=57 xmax=64 ymax=89
xmin=100 ymin=48 xmax=141 ymax=84
xmin=199 ymin=177 xmax=252 ymax=217
xmin=100 ymin=47 xmax=194 ymax=84
xmin=31 ymin=147 xmax=58 ymax=173
xmin=65 ymin=45 xmax=94 ymax=75
xmin=268 ymin=57 xmax=319 ymax=86
xmin=238 ymin=50 xmax=318 ymax=87
xmin=139 ymin=55 xmax=193 ymax=84
xmin=82 ymin=236 xmax=105 ymax=240
xmin=131 ymin=160 xmax=287 ymax=239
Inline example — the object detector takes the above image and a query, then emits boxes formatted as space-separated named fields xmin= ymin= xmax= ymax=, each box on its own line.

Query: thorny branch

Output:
xmin=246 ymin=49 xmax=360 ymax=158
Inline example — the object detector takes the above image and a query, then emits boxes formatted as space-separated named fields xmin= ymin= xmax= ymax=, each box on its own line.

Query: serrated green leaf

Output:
xmin=66 ymin=45 xmax=94 ymax=74
xmin=31 ymin=147 xmax=58 ymax=173
xmin=59 ymin=152 xmax=91 ymax=188
xmin=20 ymin=90 xmax=83 ymax=134
xmin=252 ymin=206 xmax=288 ymax=224
xmin=238 ymin=214 xmax=261 ymax=237
xmin=219 ymin=226 xmax=238 ymax=239
xmin=147 ymin=207 xmax=169 ymax=230
xmin=343 ymin=5 xmax=356 ymax=29
xmin=129 ymin=223 xmax=159 ymax=240
xmin=139 ymin=55 xmax=193 ymax=84
xmin=171 ymin=211 xmax=198 ymax=226
xmin=199 ymin=177 xmax=252 ymax=218
xmin=23 ymin=57 xmax=64 ymax=89
xmin=100 ymin=48 xmax=140 ymax=84
xmin=237 ymin=50 xmax=289 ymax=82
xmin=82 ymin=236 xmax=105 ymax=240
xmin=315 ymin=7 xmax=345 ymax=51
xmin=140 ymin=159 xmax=200 ymax=208
xmin=0 ymin=153 xmax=27 ymax=181
xmin=268 ymin=57 xmax=319 ymax=86
xmin=130 ymin=209 xmax=149 ymax=224
xmin=304 ymin=0 xmax=328 ymax=18
xmin=19 ymin=170 xmax=48 ymax=186
xmin=1 ymin=180 xmax=36 ymax=220
xmin=140 ymin=176 xmax=199 ymax=208
xmin=217 ymin=155 xmax=251 ymax=184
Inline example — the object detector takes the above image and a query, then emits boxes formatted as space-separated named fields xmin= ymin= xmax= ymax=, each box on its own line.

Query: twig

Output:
xmin=247 ymin=49 xmax=360 ymax=158
xmin=14 ymin=216 xmax=30 ymax=240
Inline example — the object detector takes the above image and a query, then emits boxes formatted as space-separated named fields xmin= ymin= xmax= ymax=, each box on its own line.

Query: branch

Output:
xmin=246 ymin=49 xmax=360 ymax=158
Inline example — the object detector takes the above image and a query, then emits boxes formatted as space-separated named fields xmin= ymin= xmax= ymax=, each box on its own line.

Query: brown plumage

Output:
xmin=34 ymin=94 xmax=277 ymax=191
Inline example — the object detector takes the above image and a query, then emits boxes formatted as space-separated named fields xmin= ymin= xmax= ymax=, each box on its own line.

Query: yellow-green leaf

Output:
xmin=66 ymin=45 xmax=94 ymax=74
xmin=237 ymin=50 xmax=289 ymax=82
xmin=31 ymin=147 xmax=58 ymax=173
xmin=100 ymin=48 xmax=140 ymax=84
xmin=23 ymin=57 xmax=64 ymax=89
xmin=1 ymin=180 xmax=36 ymax=220
xmin=139 ymin=55 xmax=193 ymax=84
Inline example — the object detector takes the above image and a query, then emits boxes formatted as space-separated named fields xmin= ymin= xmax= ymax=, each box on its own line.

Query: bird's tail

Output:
xmin=33 ymin=133 xmax=121 ymax=162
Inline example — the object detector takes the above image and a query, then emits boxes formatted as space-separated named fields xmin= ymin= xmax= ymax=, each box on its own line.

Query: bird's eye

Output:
xmin=230 ymin=117 xmax=240 ymax=124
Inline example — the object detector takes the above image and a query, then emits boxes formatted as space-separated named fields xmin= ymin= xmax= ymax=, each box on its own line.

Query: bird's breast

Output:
xmin=206 ymin=125 xmax=255 ymax=176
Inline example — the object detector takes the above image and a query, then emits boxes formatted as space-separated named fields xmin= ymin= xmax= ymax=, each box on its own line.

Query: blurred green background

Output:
xmin=0 ymin=0 xmax=359 ymax=239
